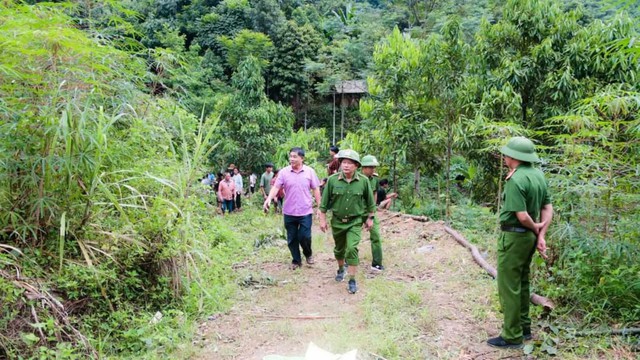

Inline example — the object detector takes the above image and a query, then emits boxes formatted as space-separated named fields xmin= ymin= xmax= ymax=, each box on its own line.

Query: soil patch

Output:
xmin=196 ymin=211 xmax=517 ymax=359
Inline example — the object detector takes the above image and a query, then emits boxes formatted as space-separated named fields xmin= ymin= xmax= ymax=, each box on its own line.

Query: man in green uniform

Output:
xmin=319 ymin=149 xmax=376 ymax=294
xmin=360 ymin=155 xmax=384 ymax=271
xmin=487 ymin=137 xmax=553 ymax=349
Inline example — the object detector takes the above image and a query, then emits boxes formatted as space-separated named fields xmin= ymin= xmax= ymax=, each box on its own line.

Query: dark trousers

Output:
xmin=222 ymin=199 xmax=234 ymax=213
xmin=235 ymin=192 xmax=242 ymax=209
xmin=284 ymin=214 xmax=313 ymax=265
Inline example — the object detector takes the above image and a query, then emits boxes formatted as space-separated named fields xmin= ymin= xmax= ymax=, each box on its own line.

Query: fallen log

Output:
xmin=378 ymin=212 xmax=401 ymax=223
xmin=378 ymin=211 xmax=429 ymax=223
xmin=443 ymin=226 xmax=555 ymax=310
xmin=401 ymin=214 xmax=430 ymax=222
xmin=251 ymin=314 xmax=341 ymax=320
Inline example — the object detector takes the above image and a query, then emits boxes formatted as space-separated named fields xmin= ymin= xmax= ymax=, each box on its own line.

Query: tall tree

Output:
xmin=211 ymin=56 xmax=294 ymax=169
xmin=269 ymin=21 xmax=321 ymax=106
xmin=248 ymin=0 xmax=286 ymax=38
xmin=359 ymin=28 xmax=437 ymax=196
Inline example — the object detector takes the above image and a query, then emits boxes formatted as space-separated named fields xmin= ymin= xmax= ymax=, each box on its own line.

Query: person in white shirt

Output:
xmin=232 ymin=168 xmax=243 ymax=211
xmin=247 ymin=172 xmax=257 ymax=196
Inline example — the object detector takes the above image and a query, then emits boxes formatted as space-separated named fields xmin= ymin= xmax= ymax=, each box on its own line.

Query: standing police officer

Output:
xmin=360 ymin=155 xmax=385 ymax=271
xmin=319 ymin=150 xmax=376 ymax=294
xmin=487 ymin=137 xmax=553 ymax=349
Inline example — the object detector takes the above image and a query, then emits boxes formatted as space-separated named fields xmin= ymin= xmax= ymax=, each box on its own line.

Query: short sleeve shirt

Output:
xmin=260 ymin=172 xmax=274 ymax=194
xmin=275 ymin=165 xmax=320 ymax=216
xmin=320 ymin=171 xmax=376 ymax=218
xmin=499 ymin=164 xmax=551 ymax=226
xmin=368 ymin=174 xmax=379 ymax=198
xmin=376 ymin=188 xmax=386 ymax=205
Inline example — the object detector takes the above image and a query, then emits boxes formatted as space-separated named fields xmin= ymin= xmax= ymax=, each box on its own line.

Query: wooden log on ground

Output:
xmin=380 ymin=210 xmax=430 ymax=222
xmin=443 ymin=226 xmax=555 ymax=310
xmin=401 ymin=214 xmax=430 ymax=222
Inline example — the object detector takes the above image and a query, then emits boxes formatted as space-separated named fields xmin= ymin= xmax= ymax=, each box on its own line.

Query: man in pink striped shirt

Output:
xmin=263 ymin=147 xmax=321 ymax=270
xmin=218 ymin=172 xmax=236 ymax=215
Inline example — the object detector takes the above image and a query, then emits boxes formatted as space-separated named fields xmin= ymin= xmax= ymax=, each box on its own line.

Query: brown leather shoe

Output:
xmin=290 ymin=263 xmax=301 ymax=270
xmin=306 ymin=256 xmax=315 ymax=265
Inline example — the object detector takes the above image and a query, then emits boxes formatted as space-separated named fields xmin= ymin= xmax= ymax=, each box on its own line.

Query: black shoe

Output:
xmin=523 ymin=328 xmax=532 ymax=341
xmin=335 ymin=268 xmax=345 ymax=282
xmin=487 ymin=336 xmax=523 ymax=349
xmin=347 ymin=279 xmax=357 ymax=294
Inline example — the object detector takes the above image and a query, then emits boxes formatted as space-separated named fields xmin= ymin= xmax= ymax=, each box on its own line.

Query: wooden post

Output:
xmin=332 ymin=90 xmax=336 ymax=144
xmin=340 ymin=91 xmax=344 ymax=140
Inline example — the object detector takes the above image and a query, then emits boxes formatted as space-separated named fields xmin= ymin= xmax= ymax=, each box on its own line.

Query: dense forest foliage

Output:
xmin=1 ymin=0 xmax=638 ymax=358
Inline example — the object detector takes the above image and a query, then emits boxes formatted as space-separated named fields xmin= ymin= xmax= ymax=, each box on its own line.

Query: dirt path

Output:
xmin=195 ymin=211 xmax=518 ymax=360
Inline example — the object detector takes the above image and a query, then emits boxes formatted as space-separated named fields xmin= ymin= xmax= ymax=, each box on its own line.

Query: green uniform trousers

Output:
xmin=331 ymin=217 xmax=363 ymax=266
xmin=367 ymin=217 xmax=382 ymax=266
xmin=497 ymin=231 xmax=536 ymax=343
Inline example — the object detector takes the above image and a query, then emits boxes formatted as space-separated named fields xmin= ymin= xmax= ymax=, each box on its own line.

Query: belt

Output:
xmin=335 ymin=215 xmax=358 ymax=223
xmin=500 ymin=225 xmax=531 ymax=233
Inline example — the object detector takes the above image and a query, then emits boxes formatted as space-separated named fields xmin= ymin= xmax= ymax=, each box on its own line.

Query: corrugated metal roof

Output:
xmin=335 ymin=80 xmax=368 ymax=94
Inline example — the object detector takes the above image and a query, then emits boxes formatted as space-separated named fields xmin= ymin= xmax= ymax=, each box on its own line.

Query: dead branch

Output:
xmin=401 ymin=214 xmax=430 ymax=222
xmin=251 ymin=314 xmax=341 ymax=320
xmin=0 ymin=270 xmax=98 ymax=356
xmin=443 ymin=226 xmax=555 ymax=310
xmin=379 ymin=212 xmax=402 ymax=222
xmin=368 ymin=351 xmax=389 ymax=360
xmin=30 ymin=305 xmax=46 ymax=343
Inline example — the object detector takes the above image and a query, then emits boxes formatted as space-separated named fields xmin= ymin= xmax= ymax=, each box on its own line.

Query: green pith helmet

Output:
xmin=500 ymin=136 xmax=540 ymax=163
xmin=337 ymin=149 xmax=361 ymax=166
xmin=361 ymin=155 xmax=379 ymax=167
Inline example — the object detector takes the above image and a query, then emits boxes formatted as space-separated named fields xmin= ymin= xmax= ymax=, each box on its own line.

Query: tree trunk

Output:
xmin=497 ymin=154 xmax=503 ymax=222
xmin=414 ymin=168 xmax=420 ymax=197
xmin=393 ymin=154 xmax=398 ymax=197
xmin=445 ymin=113 xmax=452 ymax=221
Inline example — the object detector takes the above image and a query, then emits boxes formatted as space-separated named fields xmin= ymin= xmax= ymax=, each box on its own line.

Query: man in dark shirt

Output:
xmin=376 ymin=179 xmax=397 ymax=210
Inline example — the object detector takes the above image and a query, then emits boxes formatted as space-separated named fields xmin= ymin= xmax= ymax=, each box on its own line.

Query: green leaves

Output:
xmin=218 ymin=29 xmax=274 ymax=69
xmin=211 ymin=56 xmax=294 ymax=170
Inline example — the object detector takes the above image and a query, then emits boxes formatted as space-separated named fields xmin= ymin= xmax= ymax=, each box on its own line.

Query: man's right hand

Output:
xmin=320 ymin=221 xmax=328 ymax=232
xmin=537 ymin=235 xmax=548 ymax=259
xmin=262 ymin=199 xmax=271 ymax=212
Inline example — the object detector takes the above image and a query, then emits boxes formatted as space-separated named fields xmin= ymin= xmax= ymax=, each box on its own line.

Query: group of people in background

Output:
xmin=200 ymin=160 xmax=289 ymax=216
xmin=200 ymin=164 xmax=251 ymax=215
xmin=202 ymin=138 xmax=553 ymax=349
xmin=200 ymin=145 xmax=399 ymax=294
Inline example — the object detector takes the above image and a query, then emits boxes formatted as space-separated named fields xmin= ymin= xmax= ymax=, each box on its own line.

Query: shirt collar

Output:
xmin=337 ymin=171 xmax=361 ymax=181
